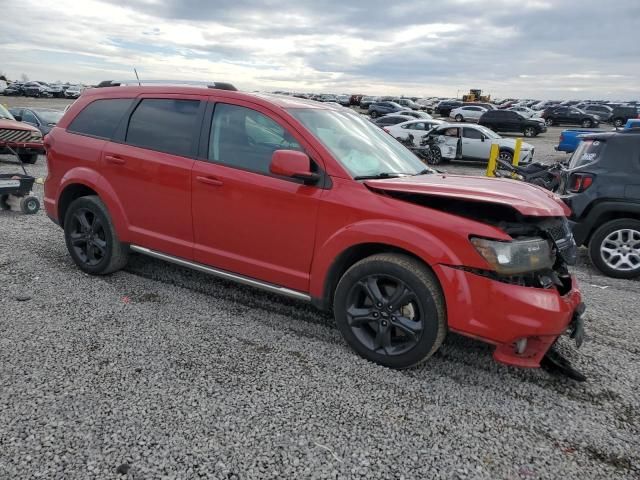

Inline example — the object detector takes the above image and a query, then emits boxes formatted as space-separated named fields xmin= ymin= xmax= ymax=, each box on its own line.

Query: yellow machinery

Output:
xmin=462 ymin=89 xmax=491 ymax=102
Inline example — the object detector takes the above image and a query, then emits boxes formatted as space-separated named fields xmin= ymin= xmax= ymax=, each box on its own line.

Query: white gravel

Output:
xmin=0 ymin=113 xmax=638 ymax=479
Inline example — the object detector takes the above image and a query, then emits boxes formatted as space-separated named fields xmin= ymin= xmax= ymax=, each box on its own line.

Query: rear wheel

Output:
xmin=18 ymin=153 xmax=38 ymax=164
xmin=613 ymin=118 xmax=624 ymax=128
xmin=523 ymin=126 xmax=536 ymax=137
xmin=581 ymin=119 xmax=593 ymax=128
xmin=545 ymin=118 xmax=554 ymax=126
xmin=64 ymin=196 xmax=129 ymax=275
xmin=455 ymin=114 xmax=463 ymax=122
xmin=370 ymin=111 xmax=379 ymax=119
xmin=589 ymin=219 xmax=640 ymax=279
xmin=334 ymin=253 xmax=446 ymax=369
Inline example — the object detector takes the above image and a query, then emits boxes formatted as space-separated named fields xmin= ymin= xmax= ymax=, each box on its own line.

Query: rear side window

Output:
xmin=569 ymin=139 xmax=606 ymax=168
xmin=68 ymin=98 xmax=133 ymax=139
xmin=126 ymin=99 xmax=200 ymax=157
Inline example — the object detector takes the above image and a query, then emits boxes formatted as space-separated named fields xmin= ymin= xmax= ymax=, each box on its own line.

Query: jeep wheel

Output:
xmin=581 ymin=119 xmax=593 ymax=128
xmin=613 ymin=118 xmax=624 ymax=128
xmin=455 ymin=114 xmax=463 ymax=122
xmin=334 ymin=253 xmax=446 ymax=369
xmin=545 ymin=118 xmax=554 ymax=126
xmin=589 ymin=219 xmax=640 ymax=279
xmin=523 ymin=126 xmax=536 ymax=137
xmin=64 ymin=196 xmax=129 ymax=275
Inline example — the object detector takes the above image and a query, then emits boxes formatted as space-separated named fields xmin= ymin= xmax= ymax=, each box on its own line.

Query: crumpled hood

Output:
xmin=0 ymin=119 xmax=39 ymax=132
xmin=365 ymin=174 xmax=570 ymax=217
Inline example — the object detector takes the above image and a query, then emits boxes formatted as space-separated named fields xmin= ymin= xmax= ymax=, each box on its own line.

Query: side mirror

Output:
xmin=270 ymin=150 xmax=319 ymax=185
xmin=14 ymin=115 xmax=22 ymax=122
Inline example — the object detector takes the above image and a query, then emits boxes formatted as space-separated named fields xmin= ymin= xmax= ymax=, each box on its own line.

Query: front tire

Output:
xmin=334 ymin=253 xmax=446 ymax=369
xmin=370 ymin=111 xmax=379 ymax=119
xmin=588 ymin=219 xmax=640 ymax=279
xmin=523 ymin=126 xmax=536 ymax=137
xmin=613 ymin=118 xmax=624 ymax=128
xmin=498 ymin=150 xmax=513 ymax=164
xmin=455 ymin=114 xmax=463 ymax=122
xmin=545 ymin=118 xmax=554 ymax=126
xmin=64 ymin=196 xmax=129 ymax=275
xmin=582 ymin=119 xmax=593 ymax=128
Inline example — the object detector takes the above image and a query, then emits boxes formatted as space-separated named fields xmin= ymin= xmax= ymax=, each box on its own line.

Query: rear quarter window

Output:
xmin=67 ymin=98 xmax=133 ymax=139
xmin=569 ymin=139 xmax=605 ymax=168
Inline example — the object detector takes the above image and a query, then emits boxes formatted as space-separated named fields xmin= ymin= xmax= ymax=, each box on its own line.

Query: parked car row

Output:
xmin=2 ymin=81 xmax=86 ymax=98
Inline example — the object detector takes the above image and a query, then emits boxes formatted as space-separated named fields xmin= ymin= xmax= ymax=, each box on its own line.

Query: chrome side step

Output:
xmin=130 ymin=245 xmax=312 ymax=302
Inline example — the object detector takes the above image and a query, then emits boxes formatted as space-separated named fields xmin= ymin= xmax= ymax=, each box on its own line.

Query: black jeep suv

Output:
xmin=478 ymin=110 xmax=547 ymax=137
xmin=561 ymin=129 xmax=640 ymax=278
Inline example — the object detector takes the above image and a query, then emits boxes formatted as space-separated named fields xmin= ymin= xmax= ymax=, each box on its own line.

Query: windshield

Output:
xmin=569 ymin=139 xmax=605 ymax=168
xmin=289 ymin=108 xmax=430 ymax=178
xmin=474 ymin=125 xmax=501 ymax=139
xmin=0 ymin=105 xmax=15 ymax=120
xmin=36 ymin=110 xmax=63 ymax=124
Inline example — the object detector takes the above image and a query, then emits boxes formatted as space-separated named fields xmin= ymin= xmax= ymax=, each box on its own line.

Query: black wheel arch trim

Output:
xmin=571 ymin=201 xmax=640 ymax=246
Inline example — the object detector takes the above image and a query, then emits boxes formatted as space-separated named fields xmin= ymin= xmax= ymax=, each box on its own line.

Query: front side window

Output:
xmin=126 ymin=99 xmax=200 ymax=157
xmin=209 ymin=103 xmax=301 ymax=174
xmin=405 ymin=122 xmax=425 ymax=130
xmin=463 ymin=127 xmax=483 ymax=139
xmin=68 ymin=98 xmax=133 ymax=139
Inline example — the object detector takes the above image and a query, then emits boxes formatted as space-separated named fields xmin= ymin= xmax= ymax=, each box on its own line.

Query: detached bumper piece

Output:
xmin=541 ymin=303 xmax=587 ymax=382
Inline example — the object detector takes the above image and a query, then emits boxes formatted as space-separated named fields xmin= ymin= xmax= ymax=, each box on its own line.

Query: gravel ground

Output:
xmin=0 ymin=98 xmax=638 ymax=479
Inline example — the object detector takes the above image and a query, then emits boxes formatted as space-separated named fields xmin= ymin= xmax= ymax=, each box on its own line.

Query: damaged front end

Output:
xmin=373 ymin=187 xmax=587 ymax=380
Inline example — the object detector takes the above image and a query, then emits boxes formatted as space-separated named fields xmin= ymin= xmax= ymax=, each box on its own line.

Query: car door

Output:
xmin=432 ymin=126 xmax=461 ymax=159
xmin=553 ymin=107 xmax=569 ymax=124
xmin=190 ymin=100 xmax=323 ymax=292
xmin=504 ymin=111 xmax=521 ymax=132
xmin=567 ymin=108 xmax=583 ymax=125
xmin=102 ymin=94 xmax=205 ymax=260
xmin=461 ymin=126 xmax=490 ymax=159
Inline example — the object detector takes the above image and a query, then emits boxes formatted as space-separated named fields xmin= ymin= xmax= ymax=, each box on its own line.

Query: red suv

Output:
xmin=43 ymin=83 xmax=585 ymax=372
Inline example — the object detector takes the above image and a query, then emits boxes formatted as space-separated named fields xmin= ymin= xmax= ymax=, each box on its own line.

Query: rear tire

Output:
xmin=588 ymin=219 xmax=640 ymax=279
xmin=581 ymin=119 xmax=593 ymax=128
xmin=523 ymin=126 xmax=536 ymax=137
xmin=18 ymin=153 xmax=38 ymax=164
xmin=370 ymin=111 xmax=379 ymax=119
xmin=455 ymin=114 xmax=463 ymax=122
xmin=613 ymin=118 xmax=624 ymax=128
xmin=63 ymin=196 xmax=129 ymax=275
xmin=545 ymin=118 xmax=554 ymax=126
xmin=334 ymin=253 xmax=446 ymax=369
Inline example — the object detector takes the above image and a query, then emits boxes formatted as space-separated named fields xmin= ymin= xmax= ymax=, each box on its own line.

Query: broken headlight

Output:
xmin=470 ymin=237 xmax=555 ymax=275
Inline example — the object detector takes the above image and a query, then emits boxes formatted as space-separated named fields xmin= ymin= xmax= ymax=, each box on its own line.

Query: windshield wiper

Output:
xmin=412 ymin=169 xmax=432 ymax=176
xmin=354 ymin=172 xmax=414 ymax=180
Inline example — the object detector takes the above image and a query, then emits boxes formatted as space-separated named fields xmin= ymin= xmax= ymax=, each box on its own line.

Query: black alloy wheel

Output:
xmin=334 ymin=253 xmax=446 ymax=369
xmin=345 ymin=274 xmax=423 ymax=356
xmin=68 ymin=207 xmax=108 ymax=267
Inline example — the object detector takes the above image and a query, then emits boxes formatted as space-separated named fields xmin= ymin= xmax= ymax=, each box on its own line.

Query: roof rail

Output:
xmin=95 ymin=80 xmax=238 ymax=91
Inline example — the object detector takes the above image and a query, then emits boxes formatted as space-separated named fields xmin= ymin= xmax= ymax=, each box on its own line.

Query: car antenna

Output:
xmin=134 ymin=68 xmax=141 ymax=86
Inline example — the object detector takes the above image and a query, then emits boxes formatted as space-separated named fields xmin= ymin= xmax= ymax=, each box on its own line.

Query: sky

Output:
xmin=1 ymin=0 xmax=638 ymax=100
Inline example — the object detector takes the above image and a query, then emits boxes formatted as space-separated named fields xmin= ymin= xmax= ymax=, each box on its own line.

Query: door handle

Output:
xmin=196 ymin=176 xmax=223 ymax=187
xmin=105 ymin=155 xmax=125 ymax=165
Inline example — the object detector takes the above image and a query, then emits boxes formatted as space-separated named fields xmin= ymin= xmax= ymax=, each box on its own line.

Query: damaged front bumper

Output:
xmin=433 ymin=265 xmax=584 ymax=370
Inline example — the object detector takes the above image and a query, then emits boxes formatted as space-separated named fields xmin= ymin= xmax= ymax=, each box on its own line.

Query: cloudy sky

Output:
xmin=1 ymin=0 xmax=638 ymax=99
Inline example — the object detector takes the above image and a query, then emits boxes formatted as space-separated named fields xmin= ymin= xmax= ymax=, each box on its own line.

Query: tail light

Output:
xmin=559 ymin=133 xmax=565 ymax=143
xmin=568 ymin=173 xmax=594 ymax=193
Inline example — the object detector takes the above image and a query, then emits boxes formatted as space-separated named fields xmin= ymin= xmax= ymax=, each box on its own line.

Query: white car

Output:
xmin=384 ymin=119 xmax=445 ymax=146
xmin=64 ymin=85 xmax=84 ymax=99
xmin=393 ymin=109 xmax=433 ymax=120
xmin=508 ymin=106 xmax=536 ymax=118
xmin=449 ymin=105 xmax=487 ymax=123
xmin=424 ymin=123 xmax=535 ymax=164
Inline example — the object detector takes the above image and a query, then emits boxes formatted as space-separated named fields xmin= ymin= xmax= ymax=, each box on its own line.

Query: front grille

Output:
xmin=544 ymin=219 xmax=577 ymax=265
xmin=0 ymin=128 xmax=41 ymax=144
